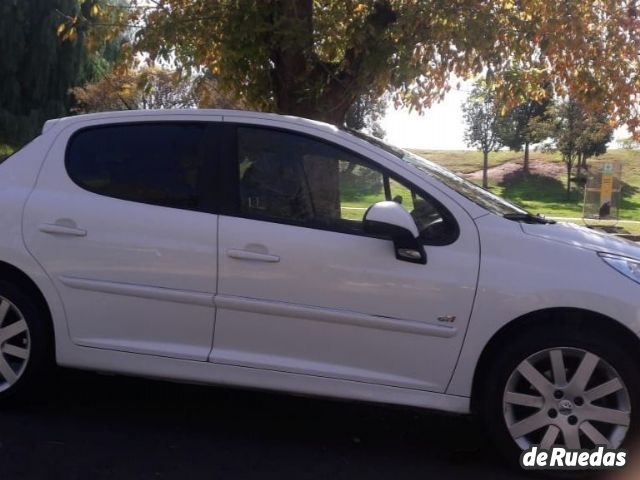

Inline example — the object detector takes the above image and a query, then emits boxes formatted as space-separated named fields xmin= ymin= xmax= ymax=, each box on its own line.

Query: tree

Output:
xmin=544 ymin=100 xmax=613 ymax=197
xmin=0 ymin=1 xmax=125 ymax=147
xmin=463 ymin=82 xmax=503 ymax=189
xmin=344 ymin=92 xmax=387 ymax=139
xmin=576 ymin=111 xmax=614 ymax=174
xmin=551 ymin=100 xmax=584 ymax=198
xmin=97 ymin=0 xmax=640 ymax=133
xmin=71 ymin=67 xmax=243 ymax=113
xmin=497 ymin=96 xmax=550 ymax=174
xmin=0 ymin=1 xmax=85 ymax=146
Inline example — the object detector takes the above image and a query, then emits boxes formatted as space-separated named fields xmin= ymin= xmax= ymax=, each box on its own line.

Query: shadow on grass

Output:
xmin=620 ymin=181 xmax=640 ymax=213
xmin=499 ymin=171 xmax=580 ymax=205
xmin=498 ymin=171 xmax=640 ymax=217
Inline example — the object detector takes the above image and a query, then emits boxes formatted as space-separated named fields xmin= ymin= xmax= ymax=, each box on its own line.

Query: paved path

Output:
xmin=0 ymin=369 xmax=536 ymax=480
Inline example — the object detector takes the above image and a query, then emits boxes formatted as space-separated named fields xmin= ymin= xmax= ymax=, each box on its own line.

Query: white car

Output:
xmin=0 ymin=110 xmax=639 ymax=463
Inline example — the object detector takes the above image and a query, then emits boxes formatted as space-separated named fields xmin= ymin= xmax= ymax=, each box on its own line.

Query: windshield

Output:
xmin=346 ymin=130 xmax=528 ymax=216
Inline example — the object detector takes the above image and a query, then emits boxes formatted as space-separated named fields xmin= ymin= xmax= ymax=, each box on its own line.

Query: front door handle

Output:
xmin=38 ymin=223 xmax=87 ymax=237
xmin=227 ymin=249 xmax=280 ymax=263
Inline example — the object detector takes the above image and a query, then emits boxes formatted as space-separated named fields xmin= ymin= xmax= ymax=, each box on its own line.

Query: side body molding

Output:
xmin=58 ymin=275 xmax=457 ymax=340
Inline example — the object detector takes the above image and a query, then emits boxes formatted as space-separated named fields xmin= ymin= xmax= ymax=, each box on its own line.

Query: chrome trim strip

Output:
xmin=214 ymin=295 xmax=457 ymax=338
xmin=58 ymin=276 xmax=214 ymax=307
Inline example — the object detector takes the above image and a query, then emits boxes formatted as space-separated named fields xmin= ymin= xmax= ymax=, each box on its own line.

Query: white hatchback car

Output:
xmin=0 ymin=109 xmax=639 ymax=463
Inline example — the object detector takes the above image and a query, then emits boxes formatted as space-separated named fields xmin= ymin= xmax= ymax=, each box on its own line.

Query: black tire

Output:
xmin=0 ymin=279 xmax=53 ymax=404
xmin=477 ymin=323 xmax=640 ymax=471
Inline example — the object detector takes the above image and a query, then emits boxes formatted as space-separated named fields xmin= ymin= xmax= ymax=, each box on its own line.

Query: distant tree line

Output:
xmin=463 ymin=79 xmax=613 ymax=196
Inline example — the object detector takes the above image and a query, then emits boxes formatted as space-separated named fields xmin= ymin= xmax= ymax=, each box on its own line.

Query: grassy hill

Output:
xmin=411 ymin=148 xmax=640 ymax=234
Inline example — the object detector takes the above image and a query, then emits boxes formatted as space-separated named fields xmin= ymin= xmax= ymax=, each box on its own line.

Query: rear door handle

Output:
xmin=227 ymin=249 xmax=280 ymax=263
xmin=38 ymin=223 xmax=87 ymax=237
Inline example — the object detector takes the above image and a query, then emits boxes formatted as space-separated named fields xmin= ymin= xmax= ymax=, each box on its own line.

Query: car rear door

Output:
xmin=23 ymin=117 xmax=222 ymax=361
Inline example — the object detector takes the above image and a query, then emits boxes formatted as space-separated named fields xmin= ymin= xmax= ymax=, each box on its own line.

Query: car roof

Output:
xmin=42 ymin=109 xmax=341 ymax=136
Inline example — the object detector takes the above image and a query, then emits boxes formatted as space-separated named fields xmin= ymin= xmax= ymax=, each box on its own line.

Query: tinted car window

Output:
xmin=237 ymin=127 xmax=458 ymax=244
xmin=67 ymin=123 xmax=209 ymax=210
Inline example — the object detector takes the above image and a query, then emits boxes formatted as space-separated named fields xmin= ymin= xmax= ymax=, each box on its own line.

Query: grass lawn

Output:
xmin=411 ymin=148 xmax=640 ymax=235
xmin=410 ymin=149 xmax=527 ymax=174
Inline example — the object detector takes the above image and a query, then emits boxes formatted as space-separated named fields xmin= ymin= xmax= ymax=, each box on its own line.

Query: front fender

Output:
xmin=446 ymin=215 xmax=640 ymax=397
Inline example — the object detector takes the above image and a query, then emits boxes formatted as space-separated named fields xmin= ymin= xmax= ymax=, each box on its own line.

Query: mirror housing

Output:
xmin=363 ymin=201 xmax=426 ymax=265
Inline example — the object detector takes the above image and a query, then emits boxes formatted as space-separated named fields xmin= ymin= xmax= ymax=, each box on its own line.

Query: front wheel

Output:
xmin=479 ymin=327 xmax=640 ymax=465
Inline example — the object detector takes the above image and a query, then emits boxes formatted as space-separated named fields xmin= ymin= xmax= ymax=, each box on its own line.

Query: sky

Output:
xmin=382 ymin=89 xmax=631 ymax=151
xmin=382 ymin=88 xmax=470 ymax=151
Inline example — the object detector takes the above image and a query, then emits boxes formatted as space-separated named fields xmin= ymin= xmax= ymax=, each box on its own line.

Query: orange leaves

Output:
xmin=56 ymin=19 xmax=78 ymax=43
xmin=125 ymin=0 xmax=639 ymax=129
xmin=353 ymin=4 xmax=366 ymax=14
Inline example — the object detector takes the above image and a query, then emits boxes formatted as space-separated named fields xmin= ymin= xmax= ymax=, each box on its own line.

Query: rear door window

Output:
xmin=66 ymin=123 xmax=212 ymax=211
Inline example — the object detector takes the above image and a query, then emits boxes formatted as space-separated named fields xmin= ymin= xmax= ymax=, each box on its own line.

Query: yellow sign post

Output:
xmin=583 ymin=162 xmax=622 ymax=224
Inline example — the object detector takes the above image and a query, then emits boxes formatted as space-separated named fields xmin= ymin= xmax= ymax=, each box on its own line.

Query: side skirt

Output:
xmin=57 ymin=345 xmax=471 ymax=414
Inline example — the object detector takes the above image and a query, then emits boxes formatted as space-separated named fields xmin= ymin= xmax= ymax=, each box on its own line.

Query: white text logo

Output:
xmin=520 ymin=446 xmax=627 ymax=470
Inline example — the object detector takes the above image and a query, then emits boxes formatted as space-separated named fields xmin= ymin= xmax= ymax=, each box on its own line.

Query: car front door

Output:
xmin=211 ymin=125 xmax=480 ymax=392
xmin=23 ymin=119 xmax=221 ymax=361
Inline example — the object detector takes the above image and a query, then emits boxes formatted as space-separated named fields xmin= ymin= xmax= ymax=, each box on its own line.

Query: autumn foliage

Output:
xmin=53 ymin=1 xmax=640 ymax=135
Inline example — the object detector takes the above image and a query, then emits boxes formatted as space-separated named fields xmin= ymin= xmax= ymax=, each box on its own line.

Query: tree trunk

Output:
xmin=270 ymin=0 xmax=316 ymax=118
xmin=523 ymin=142 xmax=530 ymax=174
xmin=576 ymin=152 xmax=582 ymax=179
xmin=566 ymin=161 xmax=573 ymax=199
xmin=482 ymin=150 xmax=489 ymax=189
xmin=270 ymin=0 xmax=397 ymax=126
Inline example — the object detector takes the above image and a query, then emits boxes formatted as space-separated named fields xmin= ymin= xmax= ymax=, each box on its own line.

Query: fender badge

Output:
xmin=438 ymin=315 xmax=456 ymax=323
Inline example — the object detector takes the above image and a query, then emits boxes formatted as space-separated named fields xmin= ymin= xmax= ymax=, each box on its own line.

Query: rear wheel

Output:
xmin=0 ymin=280 xmax=52 ymax=403
xmin=479 ymin=326 xmax=640 ymax=465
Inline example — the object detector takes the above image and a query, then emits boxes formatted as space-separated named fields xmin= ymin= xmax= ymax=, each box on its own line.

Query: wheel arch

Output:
xmin=470 ymin=307 xmax=640 ymax=414
xmin=0 ymin=260 xmax=54 ymax=343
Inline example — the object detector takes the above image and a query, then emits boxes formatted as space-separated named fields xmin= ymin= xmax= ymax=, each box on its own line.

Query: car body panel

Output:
xmin=0 ymin=109 xmax=635 ymax=416
xmin=213 ymin=214 xmax=479 ymax=392
xmin=521 ymin=221 xmax=640 ymax=258
xmin=447 ymin=213 xmax=640 ymax=396
xmin=0 ymin=132 xmax=78 ymax=363
xmin=22 ymin=115 xmax=222 ymax=361
xmin=59 ymin=343 xmax=471 ymax=413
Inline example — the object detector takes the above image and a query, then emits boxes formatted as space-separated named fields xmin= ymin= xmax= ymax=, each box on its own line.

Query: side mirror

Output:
xmin=363 ymin=201 xmax=427 ymax=265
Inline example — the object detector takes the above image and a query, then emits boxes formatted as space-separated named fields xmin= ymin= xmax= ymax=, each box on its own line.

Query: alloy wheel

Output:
xmin=503 ymin=347 xmax=631 ymax=449
xmin=0 ymin=296 xmax=30 ymax=392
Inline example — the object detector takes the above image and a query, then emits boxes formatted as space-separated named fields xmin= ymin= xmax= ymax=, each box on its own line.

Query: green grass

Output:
xmin=410 ymin=148 xmax=640 ymax=234
xmin=0 ymin=144 xmax=14 ymax=162
xmin=340 ymin=177 xmax=416 ymax=220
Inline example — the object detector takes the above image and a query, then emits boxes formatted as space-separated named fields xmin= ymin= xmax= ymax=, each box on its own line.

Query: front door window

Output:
xmin=236 ymin=127 xmax=457 ymax=245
